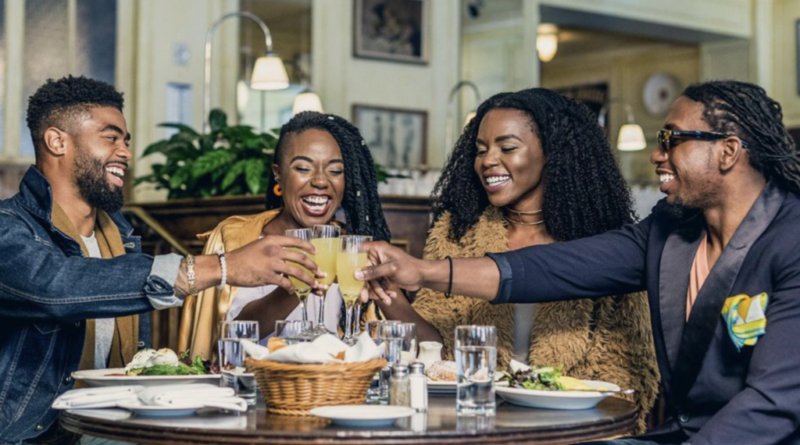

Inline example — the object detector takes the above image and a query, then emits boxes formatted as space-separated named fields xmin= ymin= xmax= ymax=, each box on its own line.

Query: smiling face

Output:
xmin=273 ymin=129 xmax=345 ymax=228
xmin=474 ymin=108 xmax=546 ymax=210
xmin=651 ymin=97 xmax=723 ymax=210
xmin=69 ymin=106 xmax=131 ymax=213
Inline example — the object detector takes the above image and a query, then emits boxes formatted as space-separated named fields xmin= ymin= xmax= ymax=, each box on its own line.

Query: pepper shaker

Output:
xmin=389 ymin=365 xmax=411 ymax=407
xmin=409 ymin=362 xmax=428 ymax=412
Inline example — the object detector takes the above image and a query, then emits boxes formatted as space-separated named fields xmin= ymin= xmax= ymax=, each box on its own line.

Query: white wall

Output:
xmin=128 ymin=0 xmax=239 ymax=202
xmin=311 ymin=0 xmax=461 ymax=170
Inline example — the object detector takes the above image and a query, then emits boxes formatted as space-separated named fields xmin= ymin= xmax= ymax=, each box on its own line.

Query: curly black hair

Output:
xmin=682 ymin=80 xmax=800 ymax=196
xmin=265 ymin=111 xmax=392 ymax=241
xmin=433 ymin=87 xmax=636 ymax=243
xmin=26 ymin=75 xmax=124 ymax=158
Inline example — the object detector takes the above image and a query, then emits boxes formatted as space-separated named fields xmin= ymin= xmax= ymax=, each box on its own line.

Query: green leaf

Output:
xmin=142 ymin=140 xmax=170 ymax=158
xmin=192 ymin=150 xmax=233 ymax=179
xmin=209 ymin=109 xmax=228 ymax=133
xmin=244 ymin=160 xmax=267 ymax=195
xmin=158 ymin=122 xmax=200 ymax=137
xmin=221 ymin=159 xmax=248 ymax=191
xmin=169 ymin=165 xmax=191 ymax=190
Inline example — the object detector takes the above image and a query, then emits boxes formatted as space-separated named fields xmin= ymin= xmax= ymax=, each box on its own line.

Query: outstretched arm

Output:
xmin=358 ymin=218 xmax=652 ymax=304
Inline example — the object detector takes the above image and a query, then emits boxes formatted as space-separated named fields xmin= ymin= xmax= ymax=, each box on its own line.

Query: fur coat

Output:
xmin=412 ymin=208 xmax=660 ymax=433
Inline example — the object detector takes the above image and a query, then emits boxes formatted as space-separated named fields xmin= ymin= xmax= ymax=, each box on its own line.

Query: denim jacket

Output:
xmin=0 ymin=167 xmax=182 ymax=444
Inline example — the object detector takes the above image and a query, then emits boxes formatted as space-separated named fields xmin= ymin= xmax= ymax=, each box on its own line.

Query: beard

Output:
xmin=74 ymin=147 xmax=124 ymax=213
xmin=663 ymin=200 xmax=690 ymax=220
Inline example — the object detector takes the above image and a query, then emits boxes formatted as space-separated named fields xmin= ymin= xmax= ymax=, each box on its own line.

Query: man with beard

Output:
xmin=357 ymin=81 xmax=800 ymax=445
xmin=0 ymin=76 xmax=321 ymax=444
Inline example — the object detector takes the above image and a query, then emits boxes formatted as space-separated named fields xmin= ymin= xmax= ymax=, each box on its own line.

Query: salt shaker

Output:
xmin=389 ymin=365 xmax=410 ymax=407
xmin=409 ymin=362 xmax=428 ymax=412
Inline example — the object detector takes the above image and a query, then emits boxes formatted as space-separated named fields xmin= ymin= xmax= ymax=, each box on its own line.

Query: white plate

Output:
xmin=496 ymin=380 xmax=619 ymax=410
xmin=117 ymin=401 xmax=204 ymax=417
xmin=310 ymin=405 xmax=415 ymax=428
xmin=72 ymin=368 xmax=221 ymax=388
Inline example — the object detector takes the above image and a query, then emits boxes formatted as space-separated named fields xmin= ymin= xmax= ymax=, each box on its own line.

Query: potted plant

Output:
xmin=135 ymin=109 xmax=392 ymax=199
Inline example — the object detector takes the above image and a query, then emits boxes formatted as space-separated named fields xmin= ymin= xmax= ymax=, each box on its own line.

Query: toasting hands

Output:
xmin=355 ymin=241 xmax=427 ymax=305
xmin=226 ymin=235 xmax=322 ymax=294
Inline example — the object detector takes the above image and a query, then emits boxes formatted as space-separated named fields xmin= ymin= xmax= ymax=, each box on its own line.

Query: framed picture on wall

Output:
xmin=796 ymin=19 xmax=800 ymax=95
xmin=352 ymin=104 xmax=427 ymax=169
xmin=353 ymin=0 xmax=428 ymax=64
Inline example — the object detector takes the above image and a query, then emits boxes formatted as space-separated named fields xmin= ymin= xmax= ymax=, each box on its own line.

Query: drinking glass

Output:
xmin=309 ymin=224 xmax=340 ymax=336
xmin=382 ymin=322 xmax=418 ymax=366
xmin=365 ymin=320 xmax=400 ymax=404
xmin=285 ymin=228 xmax=313 ymax=330
xmin=455 ymin=325 xmax=497 ymax=416
xmin=336 ymin=235 xmax=372 ymax=345
xmin=218 ymin=321 xmax=260 ymax=404
xmin=275 ymin=320 xmax=313 ymax=344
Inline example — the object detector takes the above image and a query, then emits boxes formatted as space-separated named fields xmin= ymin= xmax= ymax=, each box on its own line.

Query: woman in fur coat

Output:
xmin=378 ymin=88 xmax=660 ymax=433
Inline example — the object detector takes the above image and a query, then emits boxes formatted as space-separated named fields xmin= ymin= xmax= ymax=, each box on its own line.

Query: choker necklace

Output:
xmin=504 ymin=207 xmax=544 ymax=225
xmin=505 ymin=207 xmax=543 ymax=216
xmin=503 ymin=216 xmax=545 ymax=226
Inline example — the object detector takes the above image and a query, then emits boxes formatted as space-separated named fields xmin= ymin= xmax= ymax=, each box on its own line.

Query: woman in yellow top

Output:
xmin=179 ymin=112 xmax=391 ymax=359
xmin=378 ymin=88 xmax=659 ymax=433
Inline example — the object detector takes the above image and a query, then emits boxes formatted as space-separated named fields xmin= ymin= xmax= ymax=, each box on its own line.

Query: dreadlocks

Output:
xmin=682 ymin=80 xmax=800 ymax=196
xmin=433 ymin=87 xmax=636 ymax=243
xmin=266 ymin=111 xmax=391 ymax=241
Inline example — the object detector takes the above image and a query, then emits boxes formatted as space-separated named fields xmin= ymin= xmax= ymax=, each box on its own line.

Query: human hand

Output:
xmin=226 ymin=235 xmax=320 ymax=294
xmin=355 ymin=241 xmax=426 ymax=304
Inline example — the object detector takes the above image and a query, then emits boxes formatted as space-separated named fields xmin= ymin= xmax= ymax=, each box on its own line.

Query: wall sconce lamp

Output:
xmin=598 ymin=101 xmax=647 ymax=151
xmin=292 ymin=89 xmax=324 ymax=115
xmin=204 ymin=11 xmax=289 ymax=131
xmin=537 ymin=23 xmax=558 ymax=63
xmin=445 ymin=81 xmax=481 ymax=153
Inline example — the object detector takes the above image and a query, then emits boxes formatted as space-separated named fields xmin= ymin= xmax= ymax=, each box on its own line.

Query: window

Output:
xmin=1 ymin=0 xmax=117 ymax=159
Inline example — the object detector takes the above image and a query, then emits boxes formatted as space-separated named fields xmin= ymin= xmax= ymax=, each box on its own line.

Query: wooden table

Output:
xmin=61 ymin=394 xmax=636 ymax=445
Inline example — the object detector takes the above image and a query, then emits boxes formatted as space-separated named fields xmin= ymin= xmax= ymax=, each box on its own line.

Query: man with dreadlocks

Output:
xmin=359 ymin=80 xmax=800 ymax=445
xmin=179 ymin=111 xmax=391 ymax=358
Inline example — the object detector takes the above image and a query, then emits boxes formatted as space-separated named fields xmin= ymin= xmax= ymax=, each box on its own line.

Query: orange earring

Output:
xmin=273 ymin=184 xmax=283 ymax=196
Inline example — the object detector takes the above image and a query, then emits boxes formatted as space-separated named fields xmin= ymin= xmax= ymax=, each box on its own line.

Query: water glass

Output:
xmin=365 ymin=320 xmax=400 ymax=404
xmin=218 ymin=321 xmax=260 ymax=404
xmin=275 ymin=320 xmax=313 ymax=344
xmin=455 ymin=325 xmax=497 ymax=416
xmin=309 ymin=224 xmax=340 ymax=336
xmin=382 ymin=323 xmax=417 ymax=366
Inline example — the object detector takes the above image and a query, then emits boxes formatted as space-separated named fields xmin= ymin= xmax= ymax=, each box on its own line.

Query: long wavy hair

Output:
xmin=433 ymin=88 xmax=636 ymax=242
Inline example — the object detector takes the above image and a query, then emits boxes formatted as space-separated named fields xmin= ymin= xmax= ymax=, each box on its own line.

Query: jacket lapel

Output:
xmin=671 ymin=183 xmax=786 ymax=404
xmin=658 ymin=218 xmax=704 ymax=377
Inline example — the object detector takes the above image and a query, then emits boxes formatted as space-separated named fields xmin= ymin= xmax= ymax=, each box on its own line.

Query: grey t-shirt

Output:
xmin=80 ymin=232 xmax=115 ymax=370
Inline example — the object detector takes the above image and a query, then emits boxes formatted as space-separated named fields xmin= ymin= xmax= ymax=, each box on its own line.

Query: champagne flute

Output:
xmin=285 ymin=228 xmax=313 ymax=331
xmin=309 ymin=224 xmax=340 ymax=336
xmin=337 ymin=235 xmax=372 ymax=345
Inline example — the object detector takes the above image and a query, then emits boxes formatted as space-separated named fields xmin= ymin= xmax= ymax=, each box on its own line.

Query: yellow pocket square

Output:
xmin=721 ymin=292 xmax=768 ymax=351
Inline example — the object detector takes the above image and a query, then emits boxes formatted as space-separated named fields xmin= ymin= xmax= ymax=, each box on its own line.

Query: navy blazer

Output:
xmin=490 ymin=182 xmax=800 ymax=445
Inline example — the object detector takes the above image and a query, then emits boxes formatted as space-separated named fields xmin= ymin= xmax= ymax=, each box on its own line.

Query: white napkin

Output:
xmin=52 ymin=386 xmax=143 ymax=409
xmin=242 ymin=333 xmax=382 ymax=364
xmin=137 ymin=384 xmax=247 ymax=412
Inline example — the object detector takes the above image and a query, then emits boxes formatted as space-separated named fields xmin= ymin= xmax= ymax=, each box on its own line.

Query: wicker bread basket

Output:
xmin=246 ymin=357 xmax=387 ymax=416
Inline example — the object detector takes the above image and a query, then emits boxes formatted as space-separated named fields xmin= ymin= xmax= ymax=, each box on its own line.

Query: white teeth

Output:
xmin=485 ymin=175 xmax=510 ymax=185
xmin=660 ymin=174 xmax=675 ymax=183
xmin=106 ymin=167 xmax=125 ymax=178
xmin=302 ymin=196 xmax=329 ymax=205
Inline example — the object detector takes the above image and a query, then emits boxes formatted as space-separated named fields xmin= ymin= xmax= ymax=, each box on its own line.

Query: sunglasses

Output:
xmin=656 ymin=129 xmax=751 ymax=152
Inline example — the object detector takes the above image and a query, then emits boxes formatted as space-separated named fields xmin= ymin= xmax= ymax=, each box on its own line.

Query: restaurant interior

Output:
xmin=1 ymin=0 xmax=799 ymax=443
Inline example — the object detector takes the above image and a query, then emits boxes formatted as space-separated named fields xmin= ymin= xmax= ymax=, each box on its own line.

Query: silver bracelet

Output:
xmin=216 ymin=251 xmax=227 ymax=290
